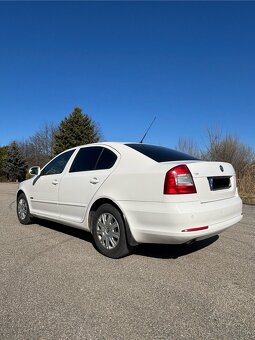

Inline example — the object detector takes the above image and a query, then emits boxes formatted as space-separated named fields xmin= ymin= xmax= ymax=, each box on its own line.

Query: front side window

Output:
xmin=41 ymin=150 xmax=75 ymax=176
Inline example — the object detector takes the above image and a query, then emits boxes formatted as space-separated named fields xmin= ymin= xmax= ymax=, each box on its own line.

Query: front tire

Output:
xmin=92 ymin=204 xmax=132 ymax=258
xmin=17 ymin=193 xmax=33 ymax=225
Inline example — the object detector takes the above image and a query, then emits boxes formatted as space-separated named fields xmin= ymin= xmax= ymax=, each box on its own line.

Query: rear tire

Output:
xmin=92 ymin=204 xmax=132 ymax=258
xmin=17 ymin=193 xmax=33 ymax=225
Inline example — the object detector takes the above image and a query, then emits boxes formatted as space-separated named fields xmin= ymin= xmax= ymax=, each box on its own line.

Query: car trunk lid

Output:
xmin=186 ymin=161 xmax=236 ymax=202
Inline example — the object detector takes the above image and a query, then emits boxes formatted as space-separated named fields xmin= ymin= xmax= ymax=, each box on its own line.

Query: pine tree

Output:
xmin=0 ymin=146 xmax=8 ymax=179
xmin=3 ymin=141 xmax=27 ymax=182
xmin=53 ymin=107 xmax=101 ymax=155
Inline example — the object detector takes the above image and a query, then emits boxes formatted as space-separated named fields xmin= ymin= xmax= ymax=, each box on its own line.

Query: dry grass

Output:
xmin=237 ymin=165 xmax=255 ymax=203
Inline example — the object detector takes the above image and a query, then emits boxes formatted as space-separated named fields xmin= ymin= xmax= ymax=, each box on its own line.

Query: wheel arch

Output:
xmin=17 ymin=189 xmax=25 ymax=199
xmin=88 ymin=198 xmax=138 ymax=246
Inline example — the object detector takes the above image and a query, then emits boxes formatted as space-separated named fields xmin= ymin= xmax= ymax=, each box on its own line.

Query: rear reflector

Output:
xmin=164 ymin=164 xmax=197 ymax=194
xmin=181 ymin=226 xmax=208 ymax=232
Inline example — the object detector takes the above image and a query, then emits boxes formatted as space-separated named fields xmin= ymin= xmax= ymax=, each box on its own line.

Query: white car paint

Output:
xmin=17 ymin=142 xmax=243 ymax=246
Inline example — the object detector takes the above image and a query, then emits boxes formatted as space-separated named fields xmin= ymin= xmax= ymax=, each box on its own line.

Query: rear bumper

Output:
xmin=118 ymin=196 xmax=242 ymax=244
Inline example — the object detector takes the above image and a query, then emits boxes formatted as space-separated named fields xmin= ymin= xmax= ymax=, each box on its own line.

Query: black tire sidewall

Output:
xmin=92 ymin=204 xmax=130 ymax=258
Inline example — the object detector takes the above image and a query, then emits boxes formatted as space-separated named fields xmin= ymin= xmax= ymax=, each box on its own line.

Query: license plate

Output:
xmin=208 ymin=177 xmax=231 ymax=191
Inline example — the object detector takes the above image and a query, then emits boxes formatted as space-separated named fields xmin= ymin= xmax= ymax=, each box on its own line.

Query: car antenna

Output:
xmin=139 ymin=116 xmax=156 ymax=143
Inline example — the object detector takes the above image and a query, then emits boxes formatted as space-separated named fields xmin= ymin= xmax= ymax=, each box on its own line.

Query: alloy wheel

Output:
xmin=96 ymin=213 xmax=120 ymax=250
xmin=18 ymin=198 xmax=28 ymax=221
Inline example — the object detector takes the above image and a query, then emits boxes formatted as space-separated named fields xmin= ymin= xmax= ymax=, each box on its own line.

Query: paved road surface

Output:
xmin=0 ymin=183 xmax=254 ymax=339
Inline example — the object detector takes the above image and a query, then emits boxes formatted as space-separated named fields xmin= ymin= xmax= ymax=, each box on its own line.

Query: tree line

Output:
xmin=0 ymin=107 xmax=101 ymax=181
xmin=0 ymin=110 xmax=254 ymax=200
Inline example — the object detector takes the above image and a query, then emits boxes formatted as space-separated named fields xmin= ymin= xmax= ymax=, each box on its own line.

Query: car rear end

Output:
xmin=118 ymin=144 xmax=242 ymax=244
xmin=155 ymin=160 xmax=242 ymax=244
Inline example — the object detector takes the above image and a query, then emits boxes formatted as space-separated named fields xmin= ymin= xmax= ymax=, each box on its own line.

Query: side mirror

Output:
xmin=29 ymin=166 xmax=41 ymax=176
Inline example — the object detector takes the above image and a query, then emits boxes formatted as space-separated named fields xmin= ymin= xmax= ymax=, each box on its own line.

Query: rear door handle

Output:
xmin=52 ymin=179 xmax=59 ymax=185
xmin=90 ymin=177 xmax=99 ymax=184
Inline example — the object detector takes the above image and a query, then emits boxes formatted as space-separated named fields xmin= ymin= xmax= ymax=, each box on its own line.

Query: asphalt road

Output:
xmin=0 ymin=183 xmax=254 ymax=340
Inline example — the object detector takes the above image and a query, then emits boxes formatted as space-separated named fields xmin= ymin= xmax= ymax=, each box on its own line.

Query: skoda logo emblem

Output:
xmin=220 ymin=165 xmax=224 ymax=172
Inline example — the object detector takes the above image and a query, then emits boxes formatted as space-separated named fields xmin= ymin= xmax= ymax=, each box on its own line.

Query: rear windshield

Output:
xmin=126 ymin=144 xmax=199 ymax=162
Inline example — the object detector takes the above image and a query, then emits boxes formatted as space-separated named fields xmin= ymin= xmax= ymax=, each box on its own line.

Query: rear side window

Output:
xmin=69 ymin=147 xmax=103 ymax=172
xmin=69 ymin=146 xmax=118 ymax=173
xmin=96 ymin=148 xmax=117 ymax=170
xmin=126 ymin=144 xmax=199 ymax=162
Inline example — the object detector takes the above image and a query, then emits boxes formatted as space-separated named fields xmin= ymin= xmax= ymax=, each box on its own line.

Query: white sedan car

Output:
xmin=17 ymin=142 xmax=242 ymax=258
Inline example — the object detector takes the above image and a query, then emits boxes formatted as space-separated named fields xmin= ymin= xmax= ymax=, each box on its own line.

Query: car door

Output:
xmin=30 ymin=149 xmax=75 ymax=218
xmin=58 ymin=146 xmax=118 ymax=223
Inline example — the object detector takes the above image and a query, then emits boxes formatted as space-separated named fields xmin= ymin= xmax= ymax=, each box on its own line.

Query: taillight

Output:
xmin=164 ymin=164 xmax=197 ymax=194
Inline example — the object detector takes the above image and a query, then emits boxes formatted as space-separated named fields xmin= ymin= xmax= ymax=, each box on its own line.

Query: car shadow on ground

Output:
xmin=134 ymin=236 xmax=219 ymax=259
xmin=35 ymin=218 xmax=94 ymax=244
xmin=34 ymin=218 xmax=219 ymax=260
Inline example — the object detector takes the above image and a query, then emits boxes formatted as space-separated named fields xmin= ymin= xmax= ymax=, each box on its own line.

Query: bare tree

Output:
xmin=176 ymin=137 xmax=201 ymax=158
xmin=203 ymin=128 xmax=255 ymax=177
xmin=19 ymin=122 xmax=57 ymax=169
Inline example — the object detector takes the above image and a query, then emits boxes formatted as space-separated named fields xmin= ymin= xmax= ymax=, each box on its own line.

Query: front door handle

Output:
xmin=52 ymin=179 xmax=59 ymax=185
xmin=90 ymin=177 xmax=99 ymax=184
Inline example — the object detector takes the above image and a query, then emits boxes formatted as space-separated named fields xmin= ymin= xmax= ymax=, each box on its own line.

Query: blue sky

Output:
xmin=0 ymin=1 xmax=255 ymax=149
